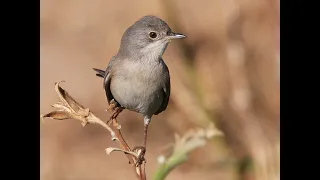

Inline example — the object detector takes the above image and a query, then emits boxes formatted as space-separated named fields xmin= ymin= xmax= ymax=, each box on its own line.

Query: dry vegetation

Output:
xmin=40 ymin=0 xmax=280 ymax=180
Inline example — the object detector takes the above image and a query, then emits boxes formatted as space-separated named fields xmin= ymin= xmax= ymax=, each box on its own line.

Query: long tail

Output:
xmin=93 ymin=68 xmax=105 ymax=78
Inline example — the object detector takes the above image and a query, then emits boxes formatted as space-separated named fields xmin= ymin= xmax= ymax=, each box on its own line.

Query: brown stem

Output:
xmin=111 ymin=118 xmax=134 ymax=163
xmin=110 ymin=114 xmax=146 ymax=180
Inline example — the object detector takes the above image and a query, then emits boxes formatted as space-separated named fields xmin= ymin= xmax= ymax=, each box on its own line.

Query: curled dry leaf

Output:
xmin=40 ymin=81 xmax=116 ymax=139
xmin=41 ymin=81 xmax=89 ymax=126
xmin=41 ymin=111 xmax=70 ymax=120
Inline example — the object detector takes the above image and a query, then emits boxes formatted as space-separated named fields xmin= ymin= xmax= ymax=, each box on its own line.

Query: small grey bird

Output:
xmin=93 ymin=15 xmax=186 ymax=163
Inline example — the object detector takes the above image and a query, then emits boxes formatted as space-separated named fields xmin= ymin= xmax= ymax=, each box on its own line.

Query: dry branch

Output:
xmin=40 ymin=81 xmax=146 ymax=180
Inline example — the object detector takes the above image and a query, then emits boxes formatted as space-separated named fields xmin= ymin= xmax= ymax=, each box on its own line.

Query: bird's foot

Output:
xmin=111 ymin=107 xmax=123 ymax=119
xmin=132 ymin=146 xmax=146 ymax=166
xmin=106 ymin=100 xmax=124 ymax=128
xmin=106 ymin=99 xmax=117 ymax=113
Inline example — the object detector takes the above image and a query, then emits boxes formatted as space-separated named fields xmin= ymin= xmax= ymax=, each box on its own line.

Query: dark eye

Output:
xmin=149 ymin=32 xmax=157 ymax=39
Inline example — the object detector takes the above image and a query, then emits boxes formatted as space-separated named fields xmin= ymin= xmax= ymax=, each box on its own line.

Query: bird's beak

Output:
xmin=167 ymin=32 xmax=187 ymax=39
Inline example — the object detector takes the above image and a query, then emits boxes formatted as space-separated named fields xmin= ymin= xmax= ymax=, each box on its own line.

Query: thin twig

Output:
xmin=110 ymin=116 xmax=146 ymax=180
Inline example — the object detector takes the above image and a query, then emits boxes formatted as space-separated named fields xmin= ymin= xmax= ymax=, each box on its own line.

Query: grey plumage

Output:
xmin=93 ymin=15 xmax=186 ymax=161
xmin=94 ymin=15 xmax=185 ymax=121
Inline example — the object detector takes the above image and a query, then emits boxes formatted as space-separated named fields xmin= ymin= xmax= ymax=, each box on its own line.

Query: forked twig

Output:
xmin=40 ymin=81 xmax=146 ymax=180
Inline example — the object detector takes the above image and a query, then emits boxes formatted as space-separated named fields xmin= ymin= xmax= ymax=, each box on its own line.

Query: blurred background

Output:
xmin=40 ymin=0 xmax=280 ymax=179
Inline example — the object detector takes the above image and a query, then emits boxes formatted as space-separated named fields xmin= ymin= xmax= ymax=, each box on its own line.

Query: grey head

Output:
xmin=117 ymin=15 xmax=186 ymax=58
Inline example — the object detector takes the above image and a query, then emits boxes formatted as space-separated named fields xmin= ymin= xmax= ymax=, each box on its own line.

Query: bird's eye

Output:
xmin=149 ymin=32 xmax=157 ymax=39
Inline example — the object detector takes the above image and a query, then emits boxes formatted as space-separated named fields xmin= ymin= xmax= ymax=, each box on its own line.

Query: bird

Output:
xmin=93 ymin=15 xmax=186 ymax=164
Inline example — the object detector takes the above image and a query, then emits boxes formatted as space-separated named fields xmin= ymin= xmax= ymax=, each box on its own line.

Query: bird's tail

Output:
xmin=93 ymin=68 xmax=105 ymax=78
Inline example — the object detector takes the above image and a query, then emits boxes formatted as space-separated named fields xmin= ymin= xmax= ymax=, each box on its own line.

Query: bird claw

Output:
xmin=106 ymin=99 xmax=119 ymax=112
xmin=106 ymin=99 xmax=124 ymax=129
xmin=132 ymin=146 xmax=146 ymax=166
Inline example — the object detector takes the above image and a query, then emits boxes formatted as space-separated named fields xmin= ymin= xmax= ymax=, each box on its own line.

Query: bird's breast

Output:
xmin=110 ymin=60 xmax=168 ymax=115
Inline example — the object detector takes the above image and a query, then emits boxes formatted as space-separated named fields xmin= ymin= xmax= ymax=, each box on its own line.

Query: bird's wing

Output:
xmin=93 ymin=56 xmax=116 ymax=105
xmin=154 ymin=65 xmax=171 ymax=115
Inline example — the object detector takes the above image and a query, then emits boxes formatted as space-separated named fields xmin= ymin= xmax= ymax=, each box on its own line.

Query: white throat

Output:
xmin=140 ymin=40 xmax=169 ymax=61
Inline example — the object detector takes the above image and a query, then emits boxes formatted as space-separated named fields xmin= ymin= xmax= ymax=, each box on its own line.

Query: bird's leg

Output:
xmin=133 ymin=117 xmax=150 ymax=166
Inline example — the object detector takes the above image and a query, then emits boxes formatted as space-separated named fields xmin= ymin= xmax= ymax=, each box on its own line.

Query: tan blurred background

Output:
xmin=40 ymin=0 xmax=280 ymax=180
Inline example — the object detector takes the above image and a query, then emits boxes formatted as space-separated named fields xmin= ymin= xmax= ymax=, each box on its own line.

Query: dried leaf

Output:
xmin=51 ymin=103 xmax=70 ymax=112
xmin=42 ymin=111 xmax=70 ymax=120
xmin=54 ymin=81 xmax=88 ymax=116
xmin=40 ymin=81 xmax=91 ymax=125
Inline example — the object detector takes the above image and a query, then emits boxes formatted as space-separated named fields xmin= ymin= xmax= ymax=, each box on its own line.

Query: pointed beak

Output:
xmin=167 ymin=31 xmax=187 ymax=39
